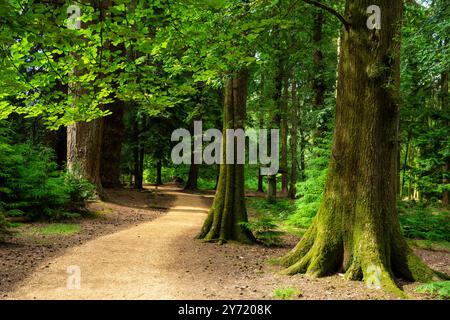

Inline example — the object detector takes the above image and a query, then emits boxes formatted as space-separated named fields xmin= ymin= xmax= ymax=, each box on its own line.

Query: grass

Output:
xmin=273 ymin=287 xmax=302 ymax=300
xmin=31 ymin=223 xmax=81 ymax=236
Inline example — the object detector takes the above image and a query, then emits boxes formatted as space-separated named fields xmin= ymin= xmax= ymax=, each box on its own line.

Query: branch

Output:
xmin=301 ymin=0 xmax=350 ymax=31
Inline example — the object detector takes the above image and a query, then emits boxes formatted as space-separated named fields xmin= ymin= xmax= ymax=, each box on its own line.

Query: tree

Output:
xmin=280 ymin=0 xmax=442 ymax=294
xmin=67 ymin=1 xmax=108 ymax=195
xmin=289 ymin=77 xmax=299 ymax=199
xmin=197 ymin=70 xmax=255 ymax=244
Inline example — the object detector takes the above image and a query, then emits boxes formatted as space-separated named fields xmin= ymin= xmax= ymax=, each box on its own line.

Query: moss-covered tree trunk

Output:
xmin=197 ymin=70 xmax=255 ymax=244
xmin=280 ymin=0 xmax=441 ymax=294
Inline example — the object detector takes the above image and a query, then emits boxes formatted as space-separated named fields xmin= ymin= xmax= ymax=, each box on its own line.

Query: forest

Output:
xmin=0 ymin=0 xmax=449 ymax=302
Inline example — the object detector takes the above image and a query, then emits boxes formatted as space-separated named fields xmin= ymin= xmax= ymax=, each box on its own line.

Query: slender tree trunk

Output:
xmin=267 ymin=61 xmax=283 ymax=201
xmin=289 ymin=78 xmax=299 ymax=199
xmin=401 ymin=132 xmax=410 ymax=198
xmin=198 ymin=70 xmax=255 ymax=244
xmin=132 ymin=114 xmax=142 ymax=189
xmin=281 ymin=75 xmax=289 ymax=194
xmin=312 ymin=10 xmax=327 ymax=136
xmin=257 ymin=168 xmax=264 ymax=192
xmin=280 ymin=0 xmax=439 ymax=294
xmin=185 ymin=123 xmax=201 ymax=190
xmin=156 ymin=159 xmax=163 ymax=185
xmin=257 ymin=101 xmax=265 ymax=193
xmin=441 ymin=72 xmax=449 ymax=206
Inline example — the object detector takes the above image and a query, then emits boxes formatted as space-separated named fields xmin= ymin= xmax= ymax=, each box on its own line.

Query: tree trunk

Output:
xmin=156 ymin=159 xmax=163 ymax=185
xmin=267 ymin=61 xmax=283 ymax=201
xmin=280 ymin=0 xmax=439 ymax=294
xmin=67 ymin=120 xmax=104 ymax=194
xmin=184 ymin=162 xmax=199 ymax=190
xmin=281 ymin=74 xmax=289 ymax=194
xmin=100 ymin=100 xmax=125 ymax=187
xmin=46 ymin=127 xmax=67 ymax=168
xmin=132 ymin=114 xmax=143 ymax=189
xmin=312 ymin=10 xmax=327 ymax=136
xmin=441 ymin=72 xmax=449 ymax=206
xmin=197 ymin=70 xmax=255 ymax=244
xmin=257 ymin=168 xmax=264 ymax=193
xmin=289 ymin=78 xmax=299 ymax=199
xmin=67 ymin=0 xmax=107 ymax=196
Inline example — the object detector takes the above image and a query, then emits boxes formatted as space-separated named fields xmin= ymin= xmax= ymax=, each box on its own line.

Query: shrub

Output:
xmin=416 ymin=281 xmax=450 ymax=300
xmin=398 ymin=202 xmax=449 ymax=242
xmin=240 ymin=214 xmax=285 ymax=247
xmin=0 ymin=137 xmax=94 ymax=220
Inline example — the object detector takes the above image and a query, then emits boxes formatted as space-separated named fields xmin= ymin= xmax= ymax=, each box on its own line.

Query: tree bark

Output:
xmin=197 ymin=70 xmax=255 ymax=244
xmin=267 ymin=60 xmax=283 ymax=201
xmin=67 ymin=1 xmax=104 ymax=195
xmin=441 ymin=72 xmax=449 ymax=206
xmin=132 ymin=113 xmax=143 ymax=189
xmin=289 ymin=78 xmax=299 ymax=199
xmin=156 ymin=159 xmax=163 ymax=185
xmin=67 ymin=119 xmax=104 ymax=194
xmin=281 ymin=74 xmax=289 ymax=194
xmin=280 ymin=0 xmax=440 ymax=294
xmin=257 ymin=168 xmax=264 ymax=193
xmin=312 ymin=10 xmax=327 ymax=136
xmin=184 ymin=162 xmax=199 ymax=190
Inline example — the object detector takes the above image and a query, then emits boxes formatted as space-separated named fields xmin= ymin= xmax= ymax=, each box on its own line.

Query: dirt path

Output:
xmin=9 ymin=186 xmax=212 ymax=299
xmin=8 ymin=186 xmax=448 ymax=300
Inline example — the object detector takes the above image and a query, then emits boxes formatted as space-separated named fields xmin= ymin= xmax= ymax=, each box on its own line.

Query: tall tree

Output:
xmin=67 ymin=0 xmax=108 ymax=195
xmin=280 ymin=74 xmax=289 ymax=194
xmin=280 ymin=0 xmax=441 ymax=294
xmin=441 ymin=71 xmax=449 ymax=205
xmin=198 ymin=70 xmax=255 ymax=244
xmin=289 ymin=77 xmax=299 ymax=199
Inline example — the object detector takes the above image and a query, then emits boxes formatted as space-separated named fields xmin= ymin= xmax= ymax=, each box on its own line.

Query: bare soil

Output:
xmin=1 ymin=185 xmax=448 ymax=300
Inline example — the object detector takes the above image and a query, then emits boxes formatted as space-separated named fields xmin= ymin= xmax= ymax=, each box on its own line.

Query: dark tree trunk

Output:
xmin=441 ymin=72 xmax=449 ymax=206
xmin=198 ymin=70 xmax=255 ymax=244
xmin=267 ymin=61 xmax=283 ymax=201
xmin=46 ymin=127 xmax=67 ymax=168
xmin=184 ymin=162 xmax=199 ymax=190
xmin=281 ymin=74 xmax=289 ymax=194
xmin=289 ymin=78 xmax=299 ymax=199
xmin=312 ymin=10 xmax=327 ymax=136
xmin=280 ymin=0 xmax=439 ymax=294
xmin=132 ymin=114 xmax=143 ymax=189
xmin=156 ymin=159 xmax=163 ymax=185
xmin=257 ymin=168 xmax=264 ymax=193
xmin=100 ymin=100 xmax=125 ymax=187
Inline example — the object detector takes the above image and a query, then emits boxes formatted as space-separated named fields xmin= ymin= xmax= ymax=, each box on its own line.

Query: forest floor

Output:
xmin=1 ymin=184 xmax=448 ymax=300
